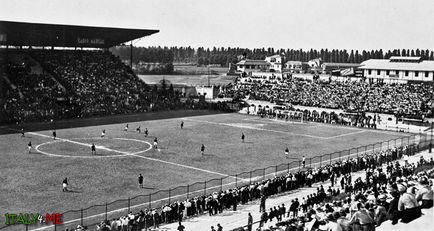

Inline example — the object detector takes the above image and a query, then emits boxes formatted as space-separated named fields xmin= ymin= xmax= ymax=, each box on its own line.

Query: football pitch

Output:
xmin=0 ymin=112 xmax=413 ymax=230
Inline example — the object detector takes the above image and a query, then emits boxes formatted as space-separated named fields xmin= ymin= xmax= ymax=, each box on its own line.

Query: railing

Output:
xmin=3 ymin=133 xmax=432 ymax=231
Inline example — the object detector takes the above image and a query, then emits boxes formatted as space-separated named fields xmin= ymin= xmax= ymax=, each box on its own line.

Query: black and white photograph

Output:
xmin=0 ymin=0 xmax=433 ymax=231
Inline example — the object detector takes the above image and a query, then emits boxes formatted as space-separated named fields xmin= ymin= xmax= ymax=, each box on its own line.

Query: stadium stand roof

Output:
xmin=0 ymin=20 xmax=159 ymax=48
xmin=359 ymin=58 xmax=434 ymax=71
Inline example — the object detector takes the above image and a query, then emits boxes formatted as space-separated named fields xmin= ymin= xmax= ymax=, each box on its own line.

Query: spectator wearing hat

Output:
xmin=397 ymin=183 xmax=421 ymax=223
xmin=323 ymin=212 xmax=342 ymax=231
xmin=416 ymin=176 xmax=433 ymax=208
xmin=388 ymin=191 xmax=400 ymax=225
xmin=349 ymin=202 xmax=374 ymax=231
xmin=374 ymin=195 xmax=388 ymax=226
xmin=336 ymin=209 xmax=351 ymax=231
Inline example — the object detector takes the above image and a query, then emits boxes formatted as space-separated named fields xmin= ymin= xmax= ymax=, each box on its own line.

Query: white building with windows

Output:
xmin=264 ymin=55 xmax=283 ymax=72
xmin=359 ymin=56 xmax=434 ymax=83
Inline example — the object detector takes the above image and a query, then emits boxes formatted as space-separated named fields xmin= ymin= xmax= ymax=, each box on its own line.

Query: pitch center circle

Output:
xmin=35 ymin=137 xmax=152 ymax=159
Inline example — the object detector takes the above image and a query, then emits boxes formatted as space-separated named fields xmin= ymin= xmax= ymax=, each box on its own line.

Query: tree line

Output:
xmin=111 ymin=46 xmax=434 ymax=67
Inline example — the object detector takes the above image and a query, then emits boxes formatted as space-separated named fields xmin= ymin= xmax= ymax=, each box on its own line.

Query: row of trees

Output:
xmin=110 ymin=46 xmax=434 ymax=67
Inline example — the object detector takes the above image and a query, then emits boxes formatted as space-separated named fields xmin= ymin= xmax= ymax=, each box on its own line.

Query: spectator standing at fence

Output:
xmin=247 ymin=213 xmax=253 ymax=231
xmin=302 ymin=156 xmax=306 ymax=168
xmin=138 ymin=174 xmax=144 ymax=188
xmin=260 ymin=195 xmax=266 ymax=212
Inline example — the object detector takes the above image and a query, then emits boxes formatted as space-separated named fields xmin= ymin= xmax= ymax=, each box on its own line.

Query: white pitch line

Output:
xmin=28 ymin=132 xmax=233 ymax=178
xmin=324 ymin=130 xmax=366 ymax=139
xmin=184 ymin=118 xmax=329 ymax=139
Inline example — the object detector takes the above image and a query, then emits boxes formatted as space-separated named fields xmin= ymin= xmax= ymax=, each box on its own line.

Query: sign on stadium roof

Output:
xmin=0 ymin=20 xmax=159 ymax=48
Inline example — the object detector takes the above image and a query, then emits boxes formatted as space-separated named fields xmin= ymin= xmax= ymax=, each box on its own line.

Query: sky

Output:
xmin=1 ymin=0 xmax=434 ymax=51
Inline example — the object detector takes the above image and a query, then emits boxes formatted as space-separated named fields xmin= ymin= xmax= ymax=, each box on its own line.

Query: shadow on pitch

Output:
xmin=65 ymin=190 xmax=83 ymax=194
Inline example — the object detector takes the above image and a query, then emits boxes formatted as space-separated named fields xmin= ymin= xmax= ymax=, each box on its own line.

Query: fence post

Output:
xmin=187 ymin=185 xmax=189 ymax=200
xmin=204 ymin=180 xmax=207 ymax=196
xmin=263 ymin=168 xmax=265 ymax=181
xmin=169 ymin=189 xmax=171 ymax=204
xmin=249 ymin=171 xmax=252 ymax=185
xmin=128 ymin=198 xmax=130 ymax=214
xmin=339 ymin=151 xmax=341 ymax=161
xmin=148 ymin=194 xmax=151 ymax=210
xmin=287 ymin=163 xmax=290 ymax=172
xmin=320 ymin=155 xmax=322 ymax=168
xmin=235 ymin=174 xmax=238 ymax=188
xmin=329 ymin=153 xmax=332 ymax=164
xmin=220 ymin=178 xmax=223 ymax=192
xmin=105 ymin=203 xmax=108 ymax=221
xmin=309 ymin=158 xmax=312 ymax=168
xmin=275 ymin=165 xmax=278 ymax=176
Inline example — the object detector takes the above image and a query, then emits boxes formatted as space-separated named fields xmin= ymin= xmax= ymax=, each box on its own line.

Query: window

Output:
xmin=368 ymin=70 xmax=372 ymax=75
xmin=415 ymin=71 xmax=419 ymax=77
xmin=425 ymin=72 xmax=429 ymax=77
xmin=386 ymin=70 xmax=390 ymax=75
xmin=377 ymin=70 xmax=381 ymax=75
xmin=405 ymin=71 xmax=409 ymax=76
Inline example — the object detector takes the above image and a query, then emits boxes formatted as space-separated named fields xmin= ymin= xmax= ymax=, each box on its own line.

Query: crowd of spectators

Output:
xmin=3 ymin=57 xmax=70 ymax=122
xmin=251 ymin=151 xmax=434 ymax=231
xmin=1 ymin=49 xmax=236 ymax=124
xmin=67 ymin=142 xmax=433 ymax=231
xmin=222 ymin=77 xmax=434 ymax=118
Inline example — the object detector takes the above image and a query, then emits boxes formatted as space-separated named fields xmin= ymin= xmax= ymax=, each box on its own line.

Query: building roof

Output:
xmin=359 ymin=59 xmax=434 ymax=71
xmin=389 ymin=56 xmax=422 ymax=62
xmin=322 ymin=62 xmax=361 ymax=67
xmin=0 ymin=20 xmax=159 ymax=48
xmin=236 ymin=59 xmax=270 ymax=66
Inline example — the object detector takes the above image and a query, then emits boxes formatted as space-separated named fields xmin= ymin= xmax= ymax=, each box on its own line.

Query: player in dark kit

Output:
xmin=124 ymin=124 xmax=129 ymax=132
xmin=136 ymin=125 xmax=141 ymax=133
xmin=201 ymin=144 xmax=205 ymax=155
xmin=28 ymin=141 xmax=32 ymax=154
xmin=241 ymin=133 xmax=245 ymax=143
xmin=91 ymin=143 xmax=96 ymax=155
xmin=138 ymin=174 xmax=144 ymax=188
xmin=180 ymin=121 xmax=184 ymax=129
xmin=144 ymin=128 xmax=148 ymax=137
xmin=101 ymin=129 xmax=106 ymax=138
xmin=153 ymin=138 xmax=158 ymax=149
xmin=62 ymin=178 xmax=68 ymax=192
xmin=52 ymin=130 xmax=56 ymax=140
xmin=285 ymin=147 xmax=289 ymax=159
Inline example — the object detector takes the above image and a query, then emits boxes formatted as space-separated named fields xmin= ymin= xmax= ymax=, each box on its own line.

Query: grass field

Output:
xmin=0 ymin=113 xmax=413 ymax=230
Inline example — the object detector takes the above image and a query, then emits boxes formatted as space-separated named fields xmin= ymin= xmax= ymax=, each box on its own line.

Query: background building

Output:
xmin=359 ymin=56 xmax=434 ymax=83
